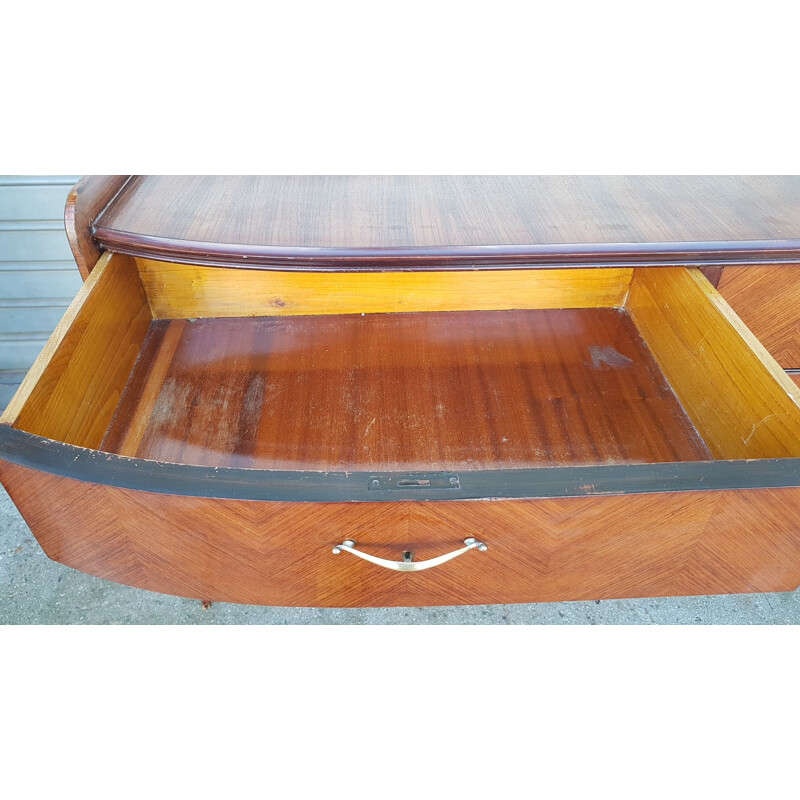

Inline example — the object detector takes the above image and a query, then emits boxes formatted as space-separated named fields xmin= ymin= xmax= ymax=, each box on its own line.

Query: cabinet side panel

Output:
xmin=3 ymin=461 xmax=800 ymax=606
xmin=6 ymin=253 xmax=152 ymax=448
xmin=64 ymin=176 xmax=131 ymax=279
xmin=627 ymin=267 xmax=800 ymax=460
xmin=716 ymin=265 xmax=800 ymax=368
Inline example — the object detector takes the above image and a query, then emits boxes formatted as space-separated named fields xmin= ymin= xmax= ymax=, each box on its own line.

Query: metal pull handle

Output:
xmin=331 ymin=537 xmax=488 ymax=572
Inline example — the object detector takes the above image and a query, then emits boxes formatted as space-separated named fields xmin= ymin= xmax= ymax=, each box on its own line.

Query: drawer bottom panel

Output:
xmin=2 ymin=461 xmax=800 ymax=606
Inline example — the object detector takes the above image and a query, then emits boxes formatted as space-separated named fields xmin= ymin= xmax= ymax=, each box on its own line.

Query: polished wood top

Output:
xmin=93 ymin=176 xmax=800 ymax=270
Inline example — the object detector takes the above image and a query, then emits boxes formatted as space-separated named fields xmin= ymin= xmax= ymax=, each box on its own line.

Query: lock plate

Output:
xmin=367 ymin=472 xmax=460 ymax=491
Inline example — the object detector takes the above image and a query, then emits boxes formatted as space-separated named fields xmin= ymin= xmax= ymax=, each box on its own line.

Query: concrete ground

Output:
xmin=2 ymin=483 xmax=799 ymax=624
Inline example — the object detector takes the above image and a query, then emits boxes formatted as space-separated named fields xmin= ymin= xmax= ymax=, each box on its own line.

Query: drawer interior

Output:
xmin=5 ymin=253 xmax=800 ymax=470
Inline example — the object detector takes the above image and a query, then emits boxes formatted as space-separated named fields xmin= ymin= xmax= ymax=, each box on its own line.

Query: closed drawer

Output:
xmin=717 ymin=265 xmax=800 ymax=368
xmin=3 ymin=254 xmax=800 ymax=605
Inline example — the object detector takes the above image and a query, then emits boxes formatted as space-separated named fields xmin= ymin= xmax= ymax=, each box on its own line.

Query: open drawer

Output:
xmin=2 ymin=253 xmax=800 ymax=606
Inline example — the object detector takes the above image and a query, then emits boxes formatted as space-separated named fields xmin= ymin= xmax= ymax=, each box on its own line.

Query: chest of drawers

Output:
xmin=2 ymin=175 xmax=800 ymax=606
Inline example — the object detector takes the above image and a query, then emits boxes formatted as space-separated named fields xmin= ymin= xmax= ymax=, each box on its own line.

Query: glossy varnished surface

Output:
xmin=3 ymin=253 xmax=152 ymax=448
xmin=65 ymin=176 xmax=131 ymax=279
xmin=93 ymin=176 xmax=800 ymax=268
xmin=102 ymin=308 xmax=710 ymax=469
xmin=627 ymin=268 xmax=800 ymax=460
xmin=3 ymin=461 xmax=800 ymax=606
xmin=717 ymin=265 xmax=800 ymax=368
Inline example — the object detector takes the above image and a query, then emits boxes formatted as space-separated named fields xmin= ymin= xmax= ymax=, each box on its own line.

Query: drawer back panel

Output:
xmin=135 ymin=259 xmax=634 ymax=318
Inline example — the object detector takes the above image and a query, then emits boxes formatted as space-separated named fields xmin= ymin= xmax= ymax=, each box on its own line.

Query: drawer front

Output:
xmin=717 ymin=266 xmax=800 ymax=368
xmin=4 ymin=460 xmax=800 ymax=606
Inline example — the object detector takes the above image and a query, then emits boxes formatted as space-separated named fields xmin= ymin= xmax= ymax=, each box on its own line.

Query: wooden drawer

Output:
xmin=3 ymin=253 xmax=800 ymax=606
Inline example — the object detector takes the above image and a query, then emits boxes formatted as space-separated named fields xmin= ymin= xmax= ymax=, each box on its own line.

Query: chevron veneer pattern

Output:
xmin=3 ymin=461 xmax=800 ymax=606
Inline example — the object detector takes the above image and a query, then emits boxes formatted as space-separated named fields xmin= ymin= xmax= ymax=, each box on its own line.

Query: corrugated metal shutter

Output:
xmin=0 ymin=175 xmax=81 ymax=409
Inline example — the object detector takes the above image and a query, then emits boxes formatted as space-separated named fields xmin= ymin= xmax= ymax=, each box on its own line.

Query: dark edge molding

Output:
xmin=3 ymin=425 xmax=800 ymax=503
xmin=89 ymin=228 xmax=800 ymax=271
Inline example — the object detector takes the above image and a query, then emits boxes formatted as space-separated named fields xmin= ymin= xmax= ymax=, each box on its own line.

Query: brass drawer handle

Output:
xmin=331 ymin=537 xmax=488 ymax=572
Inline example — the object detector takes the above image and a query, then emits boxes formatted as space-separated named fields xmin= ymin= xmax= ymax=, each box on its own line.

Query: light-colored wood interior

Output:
xmin=7 ymin=256 xmax=800 ymax=464
xmin=626 ymin=267 xmax=800 ymax=460
xmin=136 ymin=259 xmax=634 ymax=318
xmin=2 ymin=252 xmax=152 ymax=448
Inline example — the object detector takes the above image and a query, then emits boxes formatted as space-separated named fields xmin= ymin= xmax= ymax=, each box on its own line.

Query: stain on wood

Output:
xmin=588 ymin=345 xmax=633 ymax=369
xmin=102 ymin=308 xmax=711 ymax=470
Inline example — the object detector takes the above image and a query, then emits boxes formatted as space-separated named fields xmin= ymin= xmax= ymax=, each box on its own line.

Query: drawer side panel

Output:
xmin=3 ymin=253 xmax=152 ymax=448
xmin=627 ymin=267 xmax=800 ymax=460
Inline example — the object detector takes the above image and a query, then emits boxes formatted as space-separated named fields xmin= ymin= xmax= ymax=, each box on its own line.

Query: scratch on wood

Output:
xmin=742 ymin=413 xmax=782 ymax=445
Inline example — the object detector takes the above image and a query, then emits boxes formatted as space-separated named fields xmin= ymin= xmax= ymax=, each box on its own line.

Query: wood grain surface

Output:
xmin=6 ymin=176 xmax=800 ymax=608
xmin=717 ymin=265 xmax=800 ymax=368
xmin=3 ymin=460 xmax=800 ymax=606
xmin=627 ymin=267 xmax=800 ymax=460
xmin=64 ymin=175 xmax=131 ymax=279
xmin=137 ymin=259 xmax=633 ymax=319
xmin=101 ymin=308 xmax=710 ymax=469
xmin=4 ymin=253 xmax=152 ymax=447
xmin=93 ymin=176 xmax=800 ymax=269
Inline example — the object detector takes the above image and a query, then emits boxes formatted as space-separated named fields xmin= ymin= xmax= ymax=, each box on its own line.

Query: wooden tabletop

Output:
xmin=93 ymin=176 xmax=800 ymax=270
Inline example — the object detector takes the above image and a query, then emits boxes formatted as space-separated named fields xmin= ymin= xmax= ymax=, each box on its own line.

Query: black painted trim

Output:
xmin=3 ymin=425 xmax=800 ymax=503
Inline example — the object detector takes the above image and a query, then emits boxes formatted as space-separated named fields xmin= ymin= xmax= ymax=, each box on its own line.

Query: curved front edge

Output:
xmin=4 ymin=426 xmax=800 ymax=504
xmin=64 ymin=175 xmax=132 ymax=280
xmin=3 ymin=452 xmax=800 ymax=607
